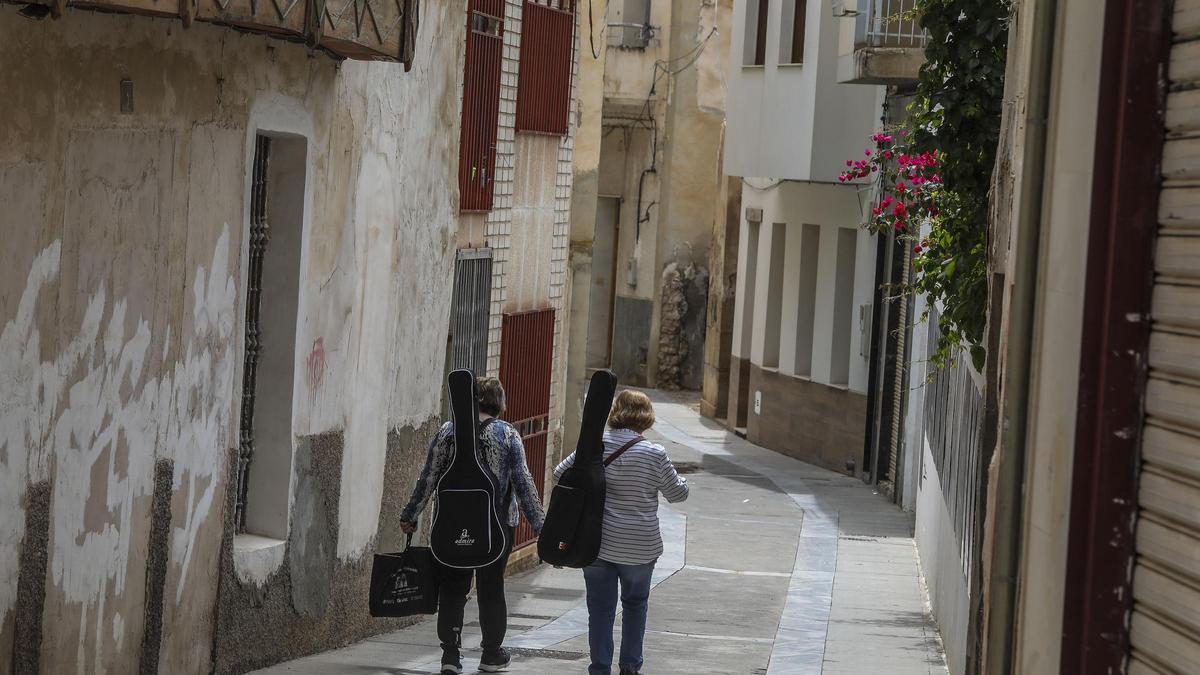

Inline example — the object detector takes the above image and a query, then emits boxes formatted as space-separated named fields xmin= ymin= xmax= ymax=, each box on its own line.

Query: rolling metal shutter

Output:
xmin=1130 ymin=3 xmax=1200 ymax=671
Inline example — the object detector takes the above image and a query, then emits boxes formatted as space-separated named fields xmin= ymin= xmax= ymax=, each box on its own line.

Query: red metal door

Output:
xmin=499 ymin=308 xmax=556 ymax=549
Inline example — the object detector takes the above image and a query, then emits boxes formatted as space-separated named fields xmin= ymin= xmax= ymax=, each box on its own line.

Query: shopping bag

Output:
xmin=369 ymin=533 xmax=439 ymax=617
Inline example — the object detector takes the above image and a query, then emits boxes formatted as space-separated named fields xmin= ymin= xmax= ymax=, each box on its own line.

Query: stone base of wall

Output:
xmin=213 ymin=421 xmax=439 ymax=674
xmin=506 ymin=544 xmax=542 ymax=576
xmin=726 ymin=355 xmax=751 ymax=428
xmin=745 ymin=365 xmax=866 ymax=475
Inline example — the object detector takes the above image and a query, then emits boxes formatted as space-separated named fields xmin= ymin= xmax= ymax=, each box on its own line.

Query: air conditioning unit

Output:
xmin=832 ymin=0 xmax=860 ymax=17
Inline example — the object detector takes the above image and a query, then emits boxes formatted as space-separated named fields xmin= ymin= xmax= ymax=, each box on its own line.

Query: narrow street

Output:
xmin=257 ymin=391 xmax=947 ymax=675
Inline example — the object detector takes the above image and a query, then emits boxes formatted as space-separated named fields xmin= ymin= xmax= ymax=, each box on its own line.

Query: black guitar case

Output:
xmin=538 ymin=369 xmax=618 ymax=568
xmin=430 ymin=369 xmax=509 ymax=569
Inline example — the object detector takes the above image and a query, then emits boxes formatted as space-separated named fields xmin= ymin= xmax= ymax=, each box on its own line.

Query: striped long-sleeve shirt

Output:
xmin=553 ymin=427 xmax=689 ymax=565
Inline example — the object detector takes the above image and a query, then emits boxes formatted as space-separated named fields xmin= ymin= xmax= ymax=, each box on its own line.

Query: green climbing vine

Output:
xmin=843 ymin=0 xmax=1011 ymax=371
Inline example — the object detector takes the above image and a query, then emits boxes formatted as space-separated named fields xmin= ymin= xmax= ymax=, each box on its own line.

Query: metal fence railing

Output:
xmin=922 ymin=307 xmax=985 ymax=585
xmin=856 ymin=0 xmax=929 ymax=49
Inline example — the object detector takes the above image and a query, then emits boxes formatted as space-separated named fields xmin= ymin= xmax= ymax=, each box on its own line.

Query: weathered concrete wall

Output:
xmin=562 ymin=0 xmax=611 ymax=457
xmin=0 ymin=2 xmax=461 ymax=671
xmin=702 ymin=175 xmax=742 ymax=419
xmin=213 ymin=423 xmax=439 ymax=673
xmin=594 ymin=0 xmax=730 ymax=389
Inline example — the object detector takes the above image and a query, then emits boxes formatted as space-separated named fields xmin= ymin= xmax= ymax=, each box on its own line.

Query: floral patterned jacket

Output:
xmin=400 ymin=418 xmax=545 ymax=531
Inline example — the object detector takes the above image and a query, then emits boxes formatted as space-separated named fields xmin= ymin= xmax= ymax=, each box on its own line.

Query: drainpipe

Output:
xmin=983 ymin=0 xmax=1059 ymax=671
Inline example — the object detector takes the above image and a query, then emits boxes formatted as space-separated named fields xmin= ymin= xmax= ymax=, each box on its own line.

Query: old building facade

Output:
xmin=0 ymin=0 xmax=582 ymax=670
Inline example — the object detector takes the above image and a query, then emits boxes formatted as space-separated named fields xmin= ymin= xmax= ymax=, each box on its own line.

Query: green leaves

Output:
xmin=904 ymin=0 xmax=1010 ymax=370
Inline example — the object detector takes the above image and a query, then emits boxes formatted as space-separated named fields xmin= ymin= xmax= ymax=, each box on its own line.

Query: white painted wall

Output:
xmin=736 ymin=180 xmax=875 ymax=393
xmin=725 ymin=0 xmax=880 ymax=181
xmin=915 ymin=436 xmax=970 ymax=675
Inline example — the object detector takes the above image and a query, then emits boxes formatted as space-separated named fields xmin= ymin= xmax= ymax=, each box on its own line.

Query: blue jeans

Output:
xmin=583 ymin=559 xmax=656 ymax=675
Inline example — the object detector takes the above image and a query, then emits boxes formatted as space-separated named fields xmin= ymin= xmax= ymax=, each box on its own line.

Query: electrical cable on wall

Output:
xmin=629 ymin=25 xmax=718 ymax=245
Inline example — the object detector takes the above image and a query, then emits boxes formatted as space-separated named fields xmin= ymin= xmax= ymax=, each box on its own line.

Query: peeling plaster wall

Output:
xmin=1 ymin=3 xmax=460 ymax=672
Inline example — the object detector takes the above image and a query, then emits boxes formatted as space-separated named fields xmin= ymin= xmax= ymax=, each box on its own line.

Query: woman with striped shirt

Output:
xmin=552 ymin=390 xmax=689 ymax=675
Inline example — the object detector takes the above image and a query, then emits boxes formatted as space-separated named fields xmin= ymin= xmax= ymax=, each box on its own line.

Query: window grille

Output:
xmin=499 ymin=308 xmax=556 ymax=549
xmin=236 ymin=135 xmax=271 ymax=533
xmin=515 ymin=0 xmax=576 ymax=135
xmin=459 ymin=0 xmax=506 ymax=211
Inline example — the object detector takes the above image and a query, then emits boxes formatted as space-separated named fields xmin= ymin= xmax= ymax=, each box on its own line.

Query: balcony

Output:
xmin=835 ymin=0 xmax=928 ymax=85
xmin=3 ymin=0 xmax=419 ymax=64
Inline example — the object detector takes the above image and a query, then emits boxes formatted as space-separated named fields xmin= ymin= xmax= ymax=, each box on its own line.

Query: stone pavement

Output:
xmin=255 ymin=390 xmax=947 ymax=675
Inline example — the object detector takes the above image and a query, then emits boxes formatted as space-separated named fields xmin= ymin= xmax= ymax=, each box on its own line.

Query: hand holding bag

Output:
xmin=369 ymin=533 xmax=439 ymax=617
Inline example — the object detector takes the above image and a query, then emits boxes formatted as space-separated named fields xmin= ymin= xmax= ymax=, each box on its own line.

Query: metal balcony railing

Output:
xmin=855 ymin=0 xmax=929 ymax=49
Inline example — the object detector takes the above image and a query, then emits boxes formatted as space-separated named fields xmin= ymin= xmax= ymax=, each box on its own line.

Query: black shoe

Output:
xmin=619 ymin=669 xmax=641 ymax=675
xmin=440 ymin=651 xmax=463 ymax=674
xmin=479 ymin=647 xmax=511 ymax=672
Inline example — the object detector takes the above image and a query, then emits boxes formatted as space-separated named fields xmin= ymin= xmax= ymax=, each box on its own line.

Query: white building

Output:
xmin=723 ymin=0 xmax=883 ymax=473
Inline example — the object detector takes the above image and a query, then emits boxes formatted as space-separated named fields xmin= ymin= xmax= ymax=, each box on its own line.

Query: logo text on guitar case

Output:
xmin=455 ymin=529 xmax=476 ymax=547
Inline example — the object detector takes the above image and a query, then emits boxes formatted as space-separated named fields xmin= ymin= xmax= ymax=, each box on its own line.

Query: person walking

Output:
xmin=552 ymin=390 xmax=689 ymax=675
xmin=400 ymin=377 xmax=545 ymax=675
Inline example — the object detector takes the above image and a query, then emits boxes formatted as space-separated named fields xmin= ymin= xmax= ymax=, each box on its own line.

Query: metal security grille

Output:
xmin=923 ymin=308 xmax=984 ymax=582
xmin=499 ymin=308 xmax=556 ymax=549
xmin=459 ymin=0 xmax=505 ymax=212
xmin=236 ymin=135 xmax=271 ymax=533
xmin=515 ymin=0 xmax=576 ymax=135
xmin=449 ymin=249 xmax=494 ymax=374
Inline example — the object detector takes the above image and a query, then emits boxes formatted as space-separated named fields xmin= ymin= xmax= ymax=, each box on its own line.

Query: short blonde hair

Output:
xmin=608 ymin=390 xmax=656 ymax=433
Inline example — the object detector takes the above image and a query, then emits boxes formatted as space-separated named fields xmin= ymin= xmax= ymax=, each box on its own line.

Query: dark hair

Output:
xmin=608 ymin=390 xmax=655 ymax=432
xmin=477 ymin=376 xmax=506 ymax=416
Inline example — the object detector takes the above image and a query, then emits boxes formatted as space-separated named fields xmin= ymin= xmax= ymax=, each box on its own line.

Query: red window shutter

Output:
xmin=459 ymin=0 xmax=505 ymax=212
xmin=499 ymin=308 xmax=556 ymax=549
xmin=515 ymin=0 xmax=576 ymax=135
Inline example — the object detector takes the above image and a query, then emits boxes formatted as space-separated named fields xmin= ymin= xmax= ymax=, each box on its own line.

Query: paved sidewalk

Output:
xmin=256 ymin=390 xmax=946 ymax=675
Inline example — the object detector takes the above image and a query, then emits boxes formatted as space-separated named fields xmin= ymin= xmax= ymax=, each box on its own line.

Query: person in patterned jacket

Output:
xmin=400 ymin=376 xmax=545 ymax=675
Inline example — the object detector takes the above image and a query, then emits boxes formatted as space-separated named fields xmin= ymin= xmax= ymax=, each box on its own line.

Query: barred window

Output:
xmin=460 ymin=0 xmax=505 ymax=212
xmin=516 ymin=0 xmax=576 ymax=135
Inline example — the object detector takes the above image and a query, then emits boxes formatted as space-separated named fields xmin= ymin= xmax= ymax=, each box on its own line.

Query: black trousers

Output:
xmin=437 ymin=526 xmax=515 ymax=656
